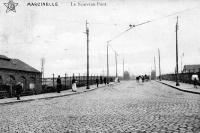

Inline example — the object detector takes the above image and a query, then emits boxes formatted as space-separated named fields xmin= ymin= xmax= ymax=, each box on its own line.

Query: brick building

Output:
xmin=0 ymin=55 xmax=41 ymax=97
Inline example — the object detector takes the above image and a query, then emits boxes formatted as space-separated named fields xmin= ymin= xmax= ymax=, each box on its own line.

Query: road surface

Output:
xmin=0 ymin=81 xmax=200 ymax=132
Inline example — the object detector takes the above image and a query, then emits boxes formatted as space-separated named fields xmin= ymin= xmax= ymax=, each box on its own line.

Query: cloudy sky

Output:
xmin=0 ymin=0 xmax=200 ymax=77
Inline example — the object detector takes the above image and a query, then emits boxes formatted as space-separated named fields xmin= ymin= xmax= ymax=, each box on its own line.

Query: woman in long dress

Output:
xmin=72 ymin=78 xmax=77 ymax=92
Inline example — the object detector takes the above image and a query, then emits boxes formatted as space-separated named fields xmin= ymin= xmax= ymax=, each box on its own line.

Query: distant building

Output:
xmin=182 ymin=65 xmax=200 ymax=73
xmin=151 ymin=70 xmax=156 ymax=80
xmin=123 ymin=71 xmax=130 ymax=80
xmin=0 ymin=55 xmax=41 ymax=97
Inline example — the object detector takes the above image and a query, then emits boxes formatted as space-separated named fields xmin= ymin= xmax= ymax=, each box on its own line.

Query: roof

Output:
xmin=183 ymin=65 xmax=200 ymax=70
xmin=0 ymin=55 xmax=40 ymax=73
xmin=0 ymin=55 xmax=11 ymax=61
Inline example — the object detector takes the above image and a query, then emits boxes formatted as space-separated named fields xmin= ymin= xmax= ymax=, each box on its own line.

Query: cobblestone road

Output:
xmin=0 ymin=81 xmax=200 ymax=133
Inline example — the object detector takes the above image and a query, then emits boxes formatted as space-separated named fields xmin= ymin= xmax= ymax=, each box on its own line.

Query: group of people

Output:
xmin=56 ymin=75 xmax=78 ymax=92
xmin=136 ymin=75 xmax=150 ymax=83
xmin=57 ymin=75 xmax=115 ymax=93
xmin=95 ymin=76 xmax=114 ymax=87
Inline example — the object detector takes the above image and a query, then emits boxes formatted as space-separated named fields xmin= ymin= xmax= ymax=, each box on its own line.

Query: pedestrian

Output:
xmin=142 ymin=75 xmax=145 ymax=83
xmin=136 ymin=76 xmax=139 ymax=83
xmin=104 ymin=77 xmax=107 ymax=85
xmin=118 ymin=78 xmax=120 ymax=82
xmin=100 ymin=76 xmax=103 ymax=84
xmin=15 ymin=82 xmax=22 ymax=100
xmin=72 ymin=77 xmax=77 ymax=92
xmin=56 ymin=75 xmax=61 ymax=93
xmin=192 ymin=74 xmax=199 ymax=88
xmin=96 ymin=78 xmax=99 ymax=87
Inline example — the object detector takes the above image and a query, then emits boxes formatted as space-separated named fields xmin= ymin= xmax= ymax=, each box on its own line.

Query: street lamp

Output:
xmin=86 ymin=20 xmax=90 ymax=89
xmin=175 ymin=16 xmax=180 ymax=86
xmin=107 ymin=41 xmax=110 ymax=84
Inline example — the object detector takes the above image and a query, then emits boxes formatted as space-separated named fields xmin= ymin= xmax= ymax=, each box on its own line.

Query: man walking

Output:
xmin=57 ymin=75 xmax=61 ymax=93
xmin=96 ymin=77 xmax=99 ymax=87
xmin=104 ymin=77 xmax=107 ymax=85
xmin=15 ymin=82 xmax=22 ymax=100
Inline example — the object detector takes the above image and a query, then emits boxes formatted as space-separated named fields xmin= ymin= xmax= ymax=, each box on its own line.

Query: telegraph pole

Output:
xmin=86 ymin=20 xmax=90 ymax=89
xmin=123 ymin=58 xmax=124 ymax=79
xmin=154 ymin=56 xmax=156 ymax=74
xmin=158 ymin=48 xmax=161 ymax=81
xmin=115 ymin=51 xmax=118 ymax=78
xmin=41 ymin=58 xmax=45 ymax=85
xmin=107 ymin=42 xmax=109 ymax=84
xmin=176 ymin=16 xmax=180 ymax=86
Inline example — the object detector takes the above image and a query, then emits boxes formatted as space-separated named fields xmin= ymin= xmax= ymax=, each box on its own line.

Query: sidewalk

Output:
xmin=0 ymin=83 xmax=116 ymax=105
xmin=157 ymin=80 xmax=200 ymax=95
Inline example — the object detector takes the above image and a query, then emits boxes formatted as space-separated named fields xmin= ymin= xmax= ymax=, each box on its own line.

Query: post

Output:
xmin=115 ymin=51 xmax=118 ymax=78
xmin=65 ymin=73 xmax=67 ymax=89
xmin=53 ymin=73 xmax=55 ymax=88
xmin=154 ymin=56 xmax=156 ymax=75
xmin=158 ymin=48 xmax=161 ymax=81
xmin=123 ymin=58 xmax=124 ymax=79
xmin=107 ymin=42 xmax=109 ymax=84
xmin=79 ymin=73 xmax=80 ymax=83
xmin=176 ymin=16 xmax=180 ymax=86
xmin=86 ymin=20 xmax=90 ymax=89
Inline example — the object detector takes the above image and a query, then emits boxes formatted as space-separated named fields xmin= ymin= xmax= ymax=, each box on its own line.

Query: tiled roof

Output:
xmin=0 ymin=55 xmax=10 ymax=60
xmin=0 ymin=55 xmax=40 ymax=73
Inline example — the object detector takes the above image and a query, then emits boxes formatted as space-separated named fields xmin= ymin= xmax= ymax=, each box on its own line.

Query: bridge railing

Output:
xmin=41 ymin=76 xmax=115 ymax=93
xmin=161 ymin=72 xmax=200 ymax=85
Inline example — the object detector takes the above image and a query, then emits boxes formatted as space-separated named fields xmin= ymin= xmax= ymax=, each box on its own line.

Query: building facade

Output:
xmin=151 ymin=70 xmax=156 ymax=80
xmin=0 ymin=55 xmax=41 ymax=97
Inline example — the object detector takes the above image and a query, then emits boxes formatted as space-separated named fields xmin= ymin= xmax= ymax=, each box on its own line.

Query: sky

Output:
xmin=0 ymin=0 xmax=200 ymax=77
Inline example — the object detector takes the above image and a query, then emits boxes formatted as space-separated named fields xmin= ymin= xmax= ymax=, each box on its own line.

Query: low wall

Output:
xmin=161 ymin=72 xmax=200 ymax=85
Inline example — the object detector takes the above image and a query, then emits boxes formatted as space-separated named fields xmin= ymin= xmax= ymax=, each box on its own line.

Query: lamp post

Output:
xmin=176 ymin=16 xmax=180 ymax=86
xmin=107 ymin=41 xmax=109 ymax=84
xmin=158 ymin=48 xmax=161 ymax=81
xmin=123 ymin=58 xmax=124 ymax=79
xmin=115 ymin=51 xmax=118 ymax=78
xmin=86 ymin=20 xmax=90 ymax=89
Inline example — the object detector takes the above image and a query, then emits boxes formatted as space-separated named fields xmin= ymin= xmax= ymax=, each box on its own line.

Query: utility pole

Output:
xmin=158 ymin=48 xmax=161 ymax=81
xmin=107 ymin=42 xmax=109 ymax=84
xmin=123 ymin=58 xmax=124 ymax=79
xmin=154 ymin=56 xmax=156 ymax=74
xmin=53 ymin=73 xmax=55 ymax=88
xmin=176 ymin=16 xmax=180 ymax=86
xmin=86 ymin=20 xmax=90 ymax=89
xmin=41 ymin=58 xmax=45 ymax=85
xmin=115 ymin=51 xmax=118 ymax=78
xmin=65 ymin=73 xmax=67 ymax=89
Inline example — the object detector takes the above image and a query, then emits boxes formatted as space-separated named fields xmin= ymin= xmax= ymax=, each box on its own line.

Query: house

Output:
xmin=0 ymin=55 xmax=41 ymax=97
xmin=182 ymin=64 xmax=200 ymax=73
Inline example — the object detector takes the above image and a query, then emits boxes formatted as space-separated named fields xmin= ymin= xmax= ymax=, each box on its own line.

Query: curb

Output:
xmin=0 ymin=83 xmax=118 ymax=105
xmin=156 ymin=81 xmax=200 ymax=95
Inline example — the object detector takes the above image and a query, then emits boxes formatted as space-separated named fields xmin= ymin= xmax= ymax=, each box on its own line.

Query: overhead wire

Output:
xmin=107 ymin=6 xmax=200 ymax=43
xmin=106 ymin=6 xmax=199 ymax=61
